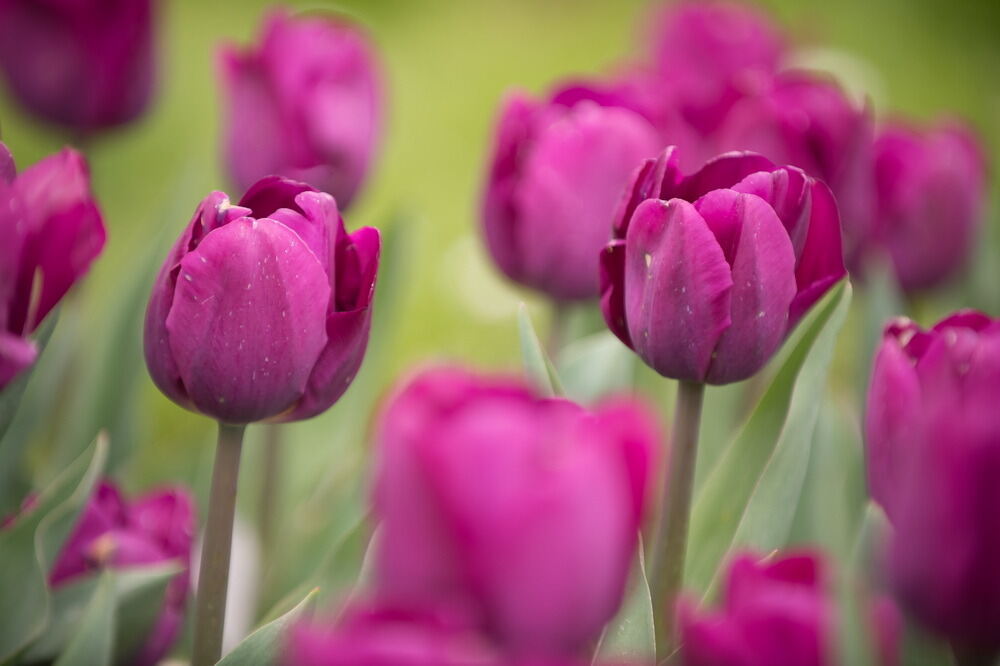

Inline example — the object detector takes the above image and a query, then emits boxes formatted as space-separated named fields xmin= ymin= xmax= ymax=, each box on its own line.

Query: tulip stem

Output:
xmin=259 ymin=424 xmax=282 ymax=566
xmin=192 ymin=422 xmax=246 ymax=666
xmin=650 ymin=380 xmax=705 ymax=660
xmin=952 ymin=644 xmax=998 ymax=666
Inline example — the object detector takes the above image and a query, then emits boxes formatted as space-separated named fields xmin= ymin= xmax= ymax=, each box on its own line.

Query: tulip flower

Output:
xmin=678 ymin=550 xmax=900 ymax=666
xmin=0 ymin=142 xmax=106 ymax=390
xmin=865 ymin=312 xmax=1000 ymax=662
xmin=648 ymin=0 xmax=784 ymax=135
xmin=144 ymin=176 xmax=380 ymax=425
xmin=218 ymin=9 xmax=382 ymax=209
xmin=0 ymin=0 xmax=155 ymax=132
xmin=715 ymin=72 xmax=873 ymax=268
xmin=372 ymin=366 xmax=658 ymax=659
xmin=482 ymin=86 xmax=660 ymax=301
xmin=5 ymin=480 xmax=195 ymax=666
xmin=870 ymin=121 xmax=986 ymax=291
xmin=601 ymin=146 xmax=845 ymax=385
xmin=144 ymin=176 xmax=378 ymax=664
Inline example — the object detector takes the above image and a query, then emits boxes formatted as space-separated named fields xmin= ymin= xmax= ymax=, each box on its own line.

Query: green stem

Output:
xmin=952 ymin=644 xmax=998 ymax=666
xmin=192 ymin=422 xmax=245 ymax=666
xmin=258 ymin=424 xmax=282 ymax=565
xmin=650 ymin=380 xmax=705 ymax=660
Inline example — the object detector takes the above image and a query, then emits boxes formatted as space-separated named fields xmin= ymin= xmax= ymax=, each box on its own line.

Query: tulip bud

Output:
xmin=600 ymin=146 xmax=845 ymax=385
xmin=372 ymin=366 xmax=658 ymax=659
xmin=482 ymin=87 xmax=661 ymax=301
xmin=715 ymin=72 xmax=874 ymax=268
xmin=648 ymin=1 xmax=784 ymax=135
xmin=8 ymin=480 xmax=196 ymax=666
xmin=286 ymin=604 xmax=497 ymax=666
xmin=865 ymin=312 xmax=1000 ymax=656
xmin=870 ymin=121 xmax=987 ymax=291
xmin=143 ymin=176 xmax=380 ymax=424
xmin=0 ymin=142 xmax=105 ymax=389
xmin=0 ymin=0 xmax=155 ymax=132
xmin=678 ymin=550 xmax=900 ymax=666
xmin=218 ymin=9 xmax=382 ymax=209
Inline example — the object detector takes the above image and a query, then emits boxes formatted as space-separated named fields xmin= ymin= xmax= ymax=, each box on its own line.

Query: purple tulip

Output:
xmin=678 ymin=550 xmax=900 ymax=666
xmin=0 ymin=142 xmax=105 ymax=389
xmin=218 ymin=9 xmax=382 ymax=209
xmin=0 ymin=0 xmax=155 ymax=132
xmin=9 ymin=480 xmax=196 ymax=666
xmin=600 ymin=146 xmax=845 ymax=385
xmin=715 ymin=72 xmax=874 ymax=268
xmin=870 ymin=120 xmax=987 ymax=291
xmin=285 ymin=604 xmax=498 ymax=666
xmin=482 ymin=87 xmax=661 ymax=301
xmin=865 ymin=312 xmax=1000 ymax=656
xmin=372 ymin=366 xmax=658 ymax=659
xmin=648 ymin=1 xmax=784 ymax=135
xmin=143 ymin=176 xmax=380 ymax=424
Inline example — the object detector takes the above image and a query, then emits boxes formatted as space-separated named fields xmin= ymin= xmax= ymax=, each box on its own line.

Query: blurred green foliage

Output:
xmin=0 ymin=0 xmax=996 ymax=647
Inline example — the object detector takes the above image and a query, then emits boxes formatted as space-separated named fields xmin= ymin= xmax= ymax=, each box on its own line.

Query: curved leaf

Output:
xmin=218 ymin=588 xmax=319 ymax=666
xmin=52 ymin=571 xmax=115 ymax=666
xmin=517 ymin=303 xmax=564 ymax=397
xmin=593 ymin=535 xmax=655 ymax=662
xmin=0 ymin=312 xmax=58 ymax=445
xmin=685 ymin=281 xmax=851 ymax=597
xmin=557 ymin=330 xmax=635 ymax=404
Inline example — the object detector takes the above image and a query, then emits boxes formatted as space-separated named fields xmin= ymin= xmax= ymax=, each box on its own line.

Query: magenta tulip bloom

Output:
xmin=285 ymin=604 xmax=497 ymax=666
xmin=600 ymin=146 xmax=845 ymax=385
xmin=0 ymin=142 xmax=105 ymax=389
xmin=715 ymin=72 xmax=873 ymax=267
xmin=865 ymin=312 xmax=1000 ymax=657
xmin=0 ymin=0 xmax=155 ymax=132
xmin=372 ymin=366 xmax=658 ymax=659
xmin=648 ymin=0 xmax=784 ymax=135
xmin=871 ymin=121 xmax=986 ymax=291
xmin=218 ymin=9 xmax=382 ymax=209
xmin=482 ymin=87 xmax=660 ymax=301
xmin=8 ymin=480 xmax=195 ymax=666
xmin=144 ymin=176 xmax=380 ymax=424
xmin=678 ymin=550 xmax=899 ymax=666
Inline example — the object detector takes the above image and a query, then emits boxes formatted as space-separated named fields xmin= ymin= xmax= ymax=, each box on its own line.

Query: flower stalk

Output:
xmin=192 ymin=422 xmax=246 ymax=666
xmin=650 ymin=380 xmax=705 ymax=659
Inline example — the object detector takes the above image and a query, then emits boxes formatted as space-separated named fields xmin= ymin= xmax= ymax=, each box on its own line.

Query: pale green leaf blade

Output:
xmin=218 ymin=588 xmax=319 ymax=666
xmin=593 ymin=535 xmax=655 ymax=662
xmin=517 ymin=303 xmax=563 ymax=397
xmin=52 ymin=571 xmax=115 ymax=666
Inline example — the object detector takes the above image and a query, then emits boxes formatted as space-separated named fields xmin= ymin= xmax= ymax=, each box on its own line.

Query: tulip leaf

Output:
xmin=593 ymin=535 xmax=655 ymax=662
xmin=218 ymin=587 xmax=319 ymax=666
xmin=557 ymin=330 xmax=636 ymax=404
xmin=0 ymin=435 xmax=107 ymax=662
xmin=52 ymin=571 xmax=115 ymax=666
xmin=685 ymin=280 xmax=851 ymax=598
xmin=517 ymin=303 xmax=564 ymax=397
xmin=0 ymin=312 xmax=58 ymax=447
xmin=21 ymin=561 xmax=180 ymax=663
xmin=837 ymin=502 xmax=888 ymax=666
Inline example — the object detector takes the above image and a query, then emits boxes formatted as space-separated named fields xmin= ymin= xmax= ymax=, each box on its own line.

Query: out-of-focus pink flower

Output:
xmin=870 ymin=120 xmax=987 ymax=291
xmin=601 ymin=146 xmax=845 ymax=384
xmin=482 ymin=86 xmax=661 ymax=301
xmin=7 ymin=480 xmax=195 ymax=666
xmin=218 ymin=9 xmax=382 ymax=209
xmin=143 ymin=177 xmax=380 ymax=424
xmin=0 ymin=142 xmax=105 ymax=390
xmin=0 ymin=0 xmax=156 ymax=132
xmin=372 ymin=366 xmax=659 ymax=659
xmin=715 ymin=72 xmax=874 ymax=268
xmin=865 ymin=311 xmax=1000 ymax=658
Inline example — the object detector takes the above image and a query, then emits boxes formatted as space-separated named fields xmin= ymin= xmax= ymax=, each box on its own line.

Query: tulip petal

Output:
xmin=625 ymin=198 xmax=733 ymax=382
xmin=677 ymin=151 xmax=775 ymax=201
xmin=695 ymin=190 xmax=796 ymax=384
xmin=731 ymin=167 xmax=810 ymax=255
xmin=281 ymin=225 xmax=380 ymax=421
xmin=166 ymin=218 xmax=330 ymax=423
xmin=0 ymin=331 xmax=37 ymax=390
xmin=865 ymin=334 xmax=922 ymax=517
xmin=610 ymin=146 xmax=682 ymax=240
xmin=787 ymin=181 xmax=846 ymax=328
xmin=599 ymin=240 xmax=632 ymax=350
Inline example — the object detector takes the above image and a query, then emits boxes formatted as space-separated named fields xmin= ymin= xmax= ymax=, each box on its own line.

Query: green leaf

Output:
xmin=517 ymin=303 xmax=564 ymax=397
xmin=0 ymin=312 xmax=58 ymax=446
xmin=52 ymin=571 xmax=115 ymax=666
xmin=0 ymin=435 xmax=108 ymax=662
xmin=837 ymin=502 xmax=888 ymax=666
xmin=593 ymin=535 xmax=655 ymax=662
xmin=685 ymin=281 xmax=852 ymax=598
xmin=218 ymin=588 xmax=319 ymax=666
xmin=556 ymin=331 xmax=635 ymax=404
xmin=21 ymin=561 xmax=180 ymax=663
